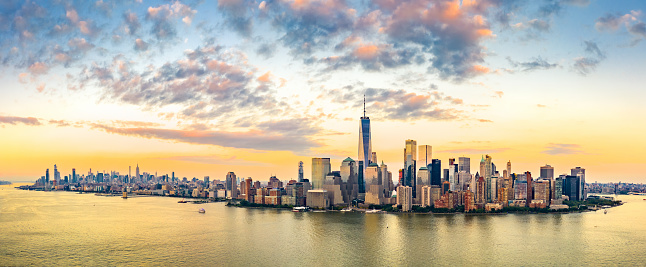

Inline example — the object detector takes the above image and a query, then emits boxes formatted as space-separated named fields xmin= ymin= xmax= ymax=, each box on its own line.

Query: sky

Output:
xmin=1 ymin=0 xmax=646 ymax=183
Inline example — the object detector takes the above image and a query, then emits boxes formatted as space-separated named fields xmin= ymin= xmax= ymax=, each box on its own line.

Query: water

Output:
xmin=2 ymin=183 xmax=646 ymax=266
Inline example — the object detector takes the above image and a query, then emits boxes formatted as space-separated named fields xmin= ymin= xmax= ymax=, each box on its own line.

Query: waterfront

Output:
xmin=2 ymin=184 xmax=645 ymax=266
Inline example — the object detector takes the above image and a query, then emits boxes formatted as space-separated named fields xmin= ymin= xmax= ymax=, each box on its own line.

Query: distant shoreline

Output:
xmin=0 ymin=181 xmax=12 ymax=185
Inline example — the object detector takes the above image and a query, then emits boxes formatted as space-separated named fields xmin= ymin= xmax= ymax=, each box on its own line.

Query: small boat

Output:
xmin=340 ymin=207 xmax=352 ymax=212
xmin=365 ymin=209 xmax=383 ymax=214
xmin=292 ymin=207 xmax=309 ymax=212
xmin=198 ymin=208 xmax=206 ymax=213
xmin=604 ymin=210 xmax=607 ymax=214
xmin=178 ymin=198 xmax=187 ymax=203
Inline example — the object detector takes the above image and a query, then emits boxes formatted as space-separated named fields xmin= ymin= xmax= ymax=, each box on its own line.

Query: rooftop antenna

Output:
xmin=363 ymin=94 xmax=366 ymax=117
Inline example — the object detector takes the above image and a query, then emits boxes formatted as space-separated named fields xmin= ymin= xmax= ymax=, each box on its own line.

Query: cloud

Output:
xmin=255 ymin=42 xmax=277 ymax=59
xmin=123 ymin=11 xmax=141 ymax=35
xmin=91 ymin=124 xmax=322 ymax=153
xmin=161 ymin=154 xmax=272 ymax=167
xmin=542 ymin=143 xmax=587 ymax=155
xmin=146 ymin=1 xmax=197 ymax=41
xmin=28 ymin=62 xmax=49 ymax=76
xmin=537 ymin=104 xmax=547 ymax=108
xmin=595 ymin=11 xmax=646 ymax=42
xmin=0 ymin=116 xmax=41 ymax=126
xmin=478 ymin=119 xmax=493 ymax=123
xmin=111 ymin=120 xmax=162 ymax=127
xmin=572 ymin=41 xmax=605 ymax=76
xmin=217 ymin=0 xmax=255 ymax=36
xmin=48 ymin=120 xmax=70 ymax=127
xmin=437 ymin=148 xmax=509 ymax=154
xmin=572 ymin=57 xmax=600 ymax=76
xmin=134 ymin=38 xmax=149 ymax=51
xmin=507 ymin=56 xmax=559 ymax=72
xmin=321 ymin=87 xmax=464 ymax=121
xmin=583 ymin=41 xmax=605 ymax=59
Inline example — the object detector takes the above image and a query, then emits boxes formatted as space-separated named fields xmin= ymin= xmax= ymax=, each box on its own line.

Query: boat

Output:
xmin=292 ymin=207 xmax=309 ymax=212
xmin=340 ymin=207 xmax=353 ymax=212
xmin=178 ymin=198 xmax=187 ymax=203
xmin=604 ymin=210 xmax=607 ymax=214
xmin=365 ymin=209 xmax=383 ymax=214
xmin=198 ymin=208 xmax=206 ymax=213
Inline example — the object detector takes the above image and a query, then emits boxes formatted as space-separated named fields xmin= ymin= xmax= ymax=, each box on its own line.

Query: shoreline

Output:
xmin=13 ymin=186 xmax=623 ymax=215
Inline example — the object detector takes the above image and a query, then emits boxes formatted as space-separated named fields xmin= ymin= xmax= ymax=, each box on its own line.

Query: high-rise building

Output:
xmin=476 ymin=176 xmax=485 ymax=204
xmin=311 ymin=158 xmax=331 ymax=190
xmin=54 ymin=164 xmax=60 ymax=183
xmin=136 ymin=164 xmax=140 ymax=181
xmin=358 ymin=96 xmax=372 ymax=180
xmin=72 ymin=168 xmax=76 ymax=183
xmin=506 ymin=161 xmax=511 ymax=176
xmin=365 ymin=162 xmax=383 ymax=205
xmin=404 ymin=139 xmax=417 ymax=196
xmin=540 ymin=165 xmax=554 ymax=179
xmin=396 ymin=186 xmax=412 ymax=212
xmin=298 ymin=161 xmax=304 ymax=182
xmin=226 ymin=172 xmax=237 ymax=199
xmin=340 ymin=157 xmax=357 ymax=183
xmin=430 ymin=159 xmax=441 ymax=186
xmin=458 ymin=157 xmax=470 ymax=174
xmin=371 ymin=152 xmax=377 ymax=165
xmin=571 ymin=167 xmax=586 ymax=200
xmin=563 ymin=175 xmax=580 ymax=201
xmin=45 ymin=169 xmax=50 ymax=184
xmin=417 ymin=167 xmax=430 ymax=186
xmin=418 ymin=145 xmax=432 ymax=166
xmin=526 ymin=171 xmax=533 ymax=207
xmin=484 ymin=155 xmax=492 ymax=202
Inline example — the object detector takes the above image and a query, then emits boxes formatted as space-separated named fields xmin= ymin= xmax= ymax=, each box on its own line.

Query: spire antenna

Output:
xmin=363 ymin=94 xmax=366 ymax=117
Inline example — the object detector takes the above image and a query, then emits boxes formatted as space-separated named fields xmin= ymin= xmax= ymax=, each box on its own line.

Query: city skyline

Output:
xmin=2 ymin=1 xmax=646 ymax=182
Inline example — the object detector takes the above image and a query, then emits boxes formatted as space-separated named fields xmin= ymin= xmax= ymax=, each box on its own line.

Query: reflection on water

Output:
xmin=1 ymin=184 xmax=645 ymax=266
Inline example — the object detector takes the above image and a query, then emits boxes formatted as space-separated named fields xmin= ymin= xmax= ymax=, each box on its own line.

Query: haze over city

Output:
xmin=2 ymin=0 xmax=646 ymax=183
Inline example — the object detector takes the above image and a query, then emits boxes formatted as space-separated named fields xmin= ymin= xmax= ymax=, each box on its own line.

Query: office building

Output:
xmin=397 ymin=186 xmax=413 ymax=212
xmin=430 ymin=159 xmax=441 ymax=186
xmin=307 ymin=189 xmax=329 ymax=209
xmin=404 ymin=139 xmax=417 ymax=196
xmin=418 ymin=145 xmax=432 ymax=166
xmin=358 ymin=96 xmax=372 ymax=180
xmin=298 ymin=161 xmax=304 ymax=182
xmin=226 ymin=172 xmax=237 ymax=199
xmin=458 ymin=157 xmax=470 ymax=174
xmin=571 ymin=167 xmax=586 ymax=200
xmin=311 ymin=158 xmax=331 ymax=190
xmin=540 ymin=165 xmax=554 ymax=179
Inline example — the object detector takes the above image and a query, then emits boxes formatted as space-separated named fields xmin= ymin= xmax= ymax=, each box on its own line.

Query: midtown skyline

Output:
xmin=1 ymin=1 xmax=646 ymax=182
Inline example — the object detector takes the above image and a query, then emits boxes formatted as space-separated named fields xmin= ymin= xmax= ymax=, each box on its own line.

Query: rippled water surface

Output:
xmin=2 ymin=184 xmax=646 ymax=266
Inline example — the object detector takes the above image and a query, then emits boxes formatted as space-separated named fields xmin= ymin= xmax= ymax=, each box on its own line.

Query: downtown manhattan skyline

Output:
xmin=1 ymin=0 xmax=646 ymax=183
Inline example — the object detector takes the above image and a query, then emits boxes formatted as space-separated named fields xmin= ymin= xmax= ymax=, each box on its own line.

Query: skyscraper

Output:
xmin=458 ymin=157 xmax=470 ymax=173
xmin=136 ymin=164 xmax=140 ymax=182
xmin=540 ymin=165 xmax=554 ymax=179
xmin=571 ymin=167 xmax=586 ymax=200
xmin=481 ymin=155 xmax=492 ymax=202
xmin=311 ymin=158 xmax=331 ymax=190
xmin=506 ymin=161 xmax=511 ymax=176
xmin=404 ymin=139 xmax=417 ymax=196
xmin=418 ymin=145 xmax=432 ymax=166
xmin=54 ymin=164 xmax=60 ymax=183
xmin=358 ymin=95 xmax=372 ymax=180
xmin=430 ymin=159 xmax=441 ymax=186
xmin=298 ymin=161 xmax=304 ymax=182
xmin=226 ymin=172 xmax=237 ymax=199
